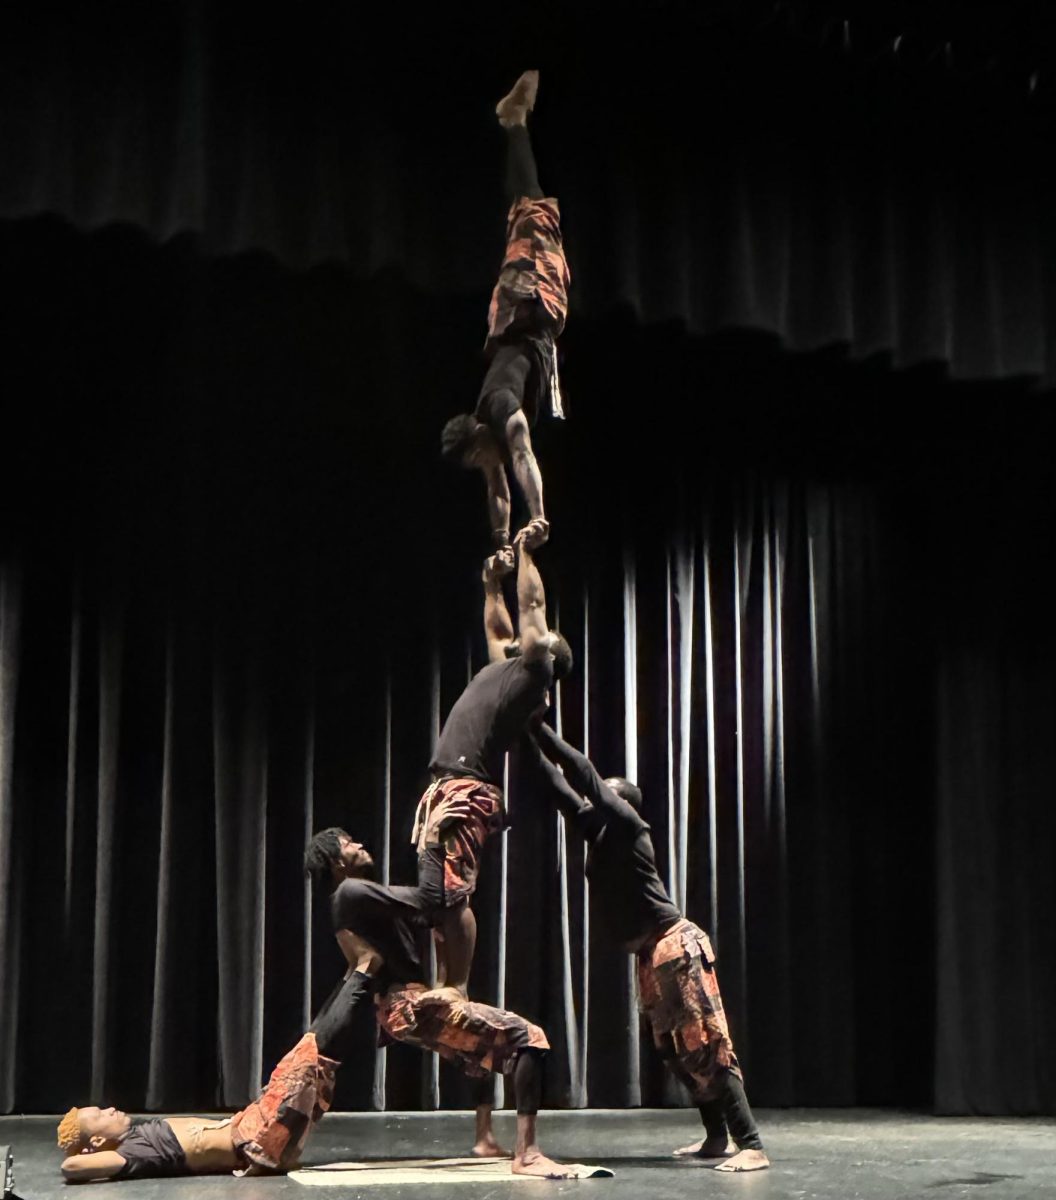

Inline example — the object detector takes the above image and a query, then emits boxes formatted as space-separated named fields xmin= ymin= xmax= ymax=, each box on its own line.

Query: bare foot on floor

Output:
xmin=673 ymin=1137 xmax=735 ymax=1158
xmin=472 ymin=1136 xmax=511 ymax=1159
xmin=714 ymin=1148 xmax=770 ymax=1172
xmin=512 ymin=1150 xmax=580 ymax=1179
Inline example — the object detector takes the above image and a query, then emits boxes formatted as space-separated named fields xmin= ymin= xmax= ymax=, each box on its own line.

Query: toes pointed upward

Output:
xmin=496 ymin=70 xmax=540 ymax=126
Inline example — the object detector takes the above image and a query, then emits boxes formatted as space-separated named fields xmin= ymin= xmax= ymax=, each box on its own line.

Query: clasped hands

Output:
xmin=482 ymin=518 xmax=549 ymax=581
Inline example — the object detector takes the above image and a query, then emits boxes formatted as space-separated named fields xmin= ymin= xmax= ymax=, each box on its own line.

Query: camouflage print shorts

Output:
xmin=487 ymin=196 xmax=570 ymax=344
xmin=637 ymin=918 xmax=743 ymax=1102
xmin=412 ymin=777 xmax=505 ymax=907
xmin=229 ymin=1033 xmax=338 ymax=1171
xmin=376 ymin=984 xmax=549 ymax=1078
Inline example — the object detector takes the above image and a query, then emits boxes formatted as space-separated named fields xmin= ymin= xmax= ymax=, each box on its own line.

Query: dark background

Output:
xmin=0 ymin=1 xmax=1053 ymax=1117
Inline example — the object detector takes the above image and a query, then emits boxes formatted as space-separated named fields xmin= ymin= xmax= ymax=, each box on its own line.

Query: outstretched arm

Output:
xmin=504 ymin=409 xmax=545 ymax=524
xmin=515 ymin=527 xmax=553 ymax=662
xmin=534 ymin=723 xmax=641 ymax=826
xmin=309 ymin=964 xmax=374 ymax=1061
xmin=522 ymin=733 xmax=603 ymax=842
xmin=482 ymin=548 xmax=516 ymax=663
xmin=483 ymin=463 xmax=512 ymax=550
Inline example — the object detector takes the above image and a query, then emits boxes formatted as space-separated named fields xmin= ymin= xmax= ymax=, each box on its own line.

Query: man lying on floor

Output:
xmin=303 ymin=827 xmax=585 ymax=1180
xmin=56 ymin=1029 xmax=338 ymax=1181
xmin=53 ymin=798 xmax=481 ymax=1182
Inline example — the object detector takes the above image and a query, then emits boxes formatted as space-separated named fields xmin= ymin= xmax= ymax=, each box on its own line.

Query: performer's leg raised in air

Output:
xmin=442 ymin=70 xmax=570 ymax=552
xmin=527 ymin=725 xmax=769 ymax=1172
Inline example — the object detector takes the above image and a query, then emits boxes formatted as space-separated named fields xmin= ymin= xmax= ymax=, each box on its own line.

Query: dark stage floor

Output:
xmin=3 ymin=1109 xmax=1054 ymax=1200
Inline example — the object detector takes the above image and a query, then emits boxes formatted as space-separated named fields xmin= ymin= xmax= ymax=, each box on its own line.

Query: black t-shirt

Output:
xmin=115 ymin=1120 xmax=188 ymax=1179
xmin=527 ymin=725 xmax=682 ymax=949
xmin=585 ymin=825 xmax=681 ymax=951
xmin=431 ymin=657 xmax=553 ymax=786
xmin=330 ymin=878 xmax=427 ymax=990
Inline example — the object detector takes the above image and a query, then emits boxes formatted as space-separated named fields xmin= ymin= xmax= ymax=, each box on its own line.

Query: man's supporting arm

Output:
xmin=484 ymin=463 xmax=512 ymax=549
xmin=504 ymin=410 xmax=545 ymax=523
xmin=309 ymin=967 xmax=374 ymax=1062
xmin=483 ymin=549 xmax=516 ymax=664
xmin=522 ymin=733 xmax=603 ymax=841
xmin=534 ymin=723 xmax=638 ymax=823
xmin=515 ymin=532 xmax=551 ymax=662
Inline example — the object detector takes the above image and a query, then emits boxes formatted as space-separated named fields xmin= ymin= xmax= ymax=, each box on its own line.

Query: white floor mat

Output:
xmin=290 ymin=1156 xmax=614 ymax=1184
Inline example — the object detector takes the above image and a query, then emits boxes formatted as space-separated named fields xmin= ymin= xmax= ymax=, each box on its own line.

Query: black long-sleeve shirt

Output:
xmin=528 ymin=724 xmax=681 ymax=950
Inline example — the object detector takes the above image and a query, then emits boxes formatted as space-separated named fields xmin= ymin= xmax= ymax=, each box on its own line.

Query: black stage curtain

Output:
xmin=2 ymin=216 xmax=1053 ymax=1117
xmin=4 ymin=2 xmax=1056 ymax=384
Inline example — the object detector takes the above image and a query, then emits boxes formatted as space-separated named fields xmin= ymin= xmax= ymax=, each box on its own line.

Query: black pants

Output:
xmin=506 ymin=124 xmax=543 ymax=202
xmin=476 ymin=124 xmax=548 ymax=438
xmin=309 ymin=970 xmax=373 ymax=1063
xmin=311 ymin=971 xmax=545 ymax=1116
xmin=698 ymin=1071 xmax=765 ymax=1151
xmin=472 ymin=1048 xmax=545 ymax=1117
xmin=478 ymin=340 xmax=537 ymax=438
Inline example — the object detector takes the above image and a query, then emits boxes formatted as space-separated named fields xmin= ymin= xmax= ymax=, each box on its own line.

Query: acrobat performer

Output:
xmin=527 ymin=724 xmax=770 ymax=1173
xmin=303 ymin=829 xmax=591 ymax=1180
xmin=442 ymin=70 xmax=570 ymax=552
xmin=56 ymin=1032 xmax=339 ymax=1181
xmin=409 ymin=526 xmax=570 ymax=994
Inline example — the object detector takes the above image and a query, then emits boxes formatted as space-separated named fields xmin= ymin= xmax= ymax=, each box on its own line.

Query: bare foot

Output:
xmin=496 ymin=70 xmax=539 ymax=127
xmin=673 ymin=1136 xmax=735 ymax=1158
xmin=471 ymin=1137 xmax=510 ymax=1159
xmin=512 ymin=1150 xmax=579 ymax=1179
xmin=714 ymin=1148 xmax=770 ymax=1172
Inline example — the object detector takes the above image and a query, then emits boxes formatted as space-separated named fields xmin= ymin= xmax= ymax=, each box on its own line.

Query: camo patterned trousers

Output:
xmin=229 ymin=1033 xmax=338 ymax=1171
xmin=412 ymin=776 xmax=505 ymax=906
xmin=487 ymin=196 xmax=570 ymax=343
xmin=637 ymin=918 xmax=743 ymax=1102
xmin=376 ymin=984 xmax=549 ymax=1078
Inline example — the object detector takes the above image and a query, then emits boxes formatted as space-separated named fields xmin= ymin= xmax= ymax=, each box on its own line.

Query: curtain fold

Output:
xmin=90 ymin=603 xmax=124 ymax=1100
xmin=212 ymin=659 xmax=267 ymax=1106
xmin=0 ymin=565 xmax=23 ymax=1112
xmin=4 ymin=6 xmax=1056 ymax=383
xmin=1 ymin=475 xmax=1048 ymax=1112
xmin=146 ymin=629 xmax=176 ymax=1108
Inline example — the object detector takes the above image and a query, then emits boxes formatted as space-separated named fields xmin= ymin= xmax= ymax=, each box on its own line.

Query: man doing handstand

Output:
xmin=441 ymin=70 xmax=570 ymax=552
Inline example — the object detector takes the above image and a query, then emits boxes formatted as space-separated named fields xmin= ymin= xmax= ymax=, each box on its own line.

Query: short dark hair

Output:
xmin=550 ymin=632 xmax=573 ymax=681
xmin=304 ymin=827 xmax=348 ymax=889
xmin=441 ymin=414 xmax=481 ymax=463
xmin=605 ymin=777 xmax=643 ymax=812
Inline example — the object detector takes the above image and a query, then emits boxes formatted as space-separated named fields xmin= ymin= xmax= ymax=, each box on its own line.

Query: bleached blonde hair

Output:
xmin=56 ymin=1107 xmax=85 ymax=1153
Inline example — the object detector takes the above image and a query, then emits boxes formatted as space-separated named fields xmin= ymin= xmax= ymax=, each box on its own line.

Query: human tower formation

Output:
xmin=54 ymin=73 xmax=769 ymax=1183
